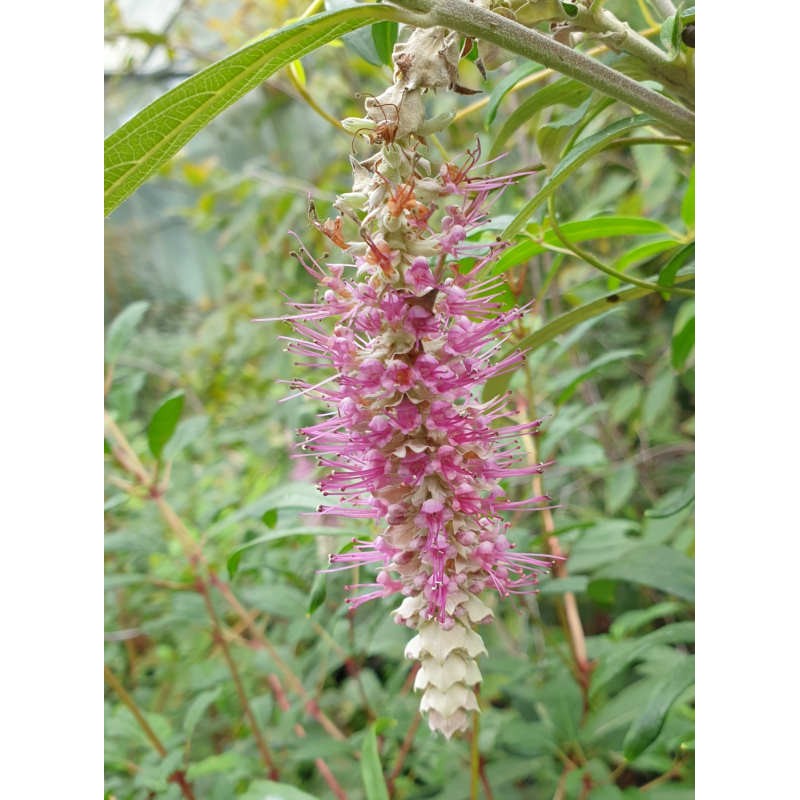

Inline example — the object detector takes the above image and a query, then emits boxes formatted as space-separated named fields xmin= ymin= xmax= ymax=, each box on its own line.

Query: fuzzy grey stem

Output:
xmin=650 ymin=0 xmax=677 ymax=18
xmin=570 ymin=5 xmax=693 ymax=106
xmin=389 ymin=0 xmax=694 ymax=140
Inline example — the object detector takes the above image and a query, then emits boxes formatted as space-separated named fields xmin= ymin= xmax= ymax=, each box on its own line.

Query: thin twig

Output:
xmin=546 ymin=195 xmax=694 ymax=298
xmin=104 ymin=665 xmax=197 ymax=800
xmin=104 ymin=412 xmax=349 ymax=742
xmin=267 ymin=674 xmax=350 ymax=800
xmin=452 ymin=27 xmax=660 ymax=123
xmin=197 ymin=580 xmax=280 ymax=779
xmin=517 ymin=388 xmax=592 ymax=708
xmin=387 ymin=713 xmax=421 ymax=797
xmin=390 ymin=0 xmax=694 ymax=138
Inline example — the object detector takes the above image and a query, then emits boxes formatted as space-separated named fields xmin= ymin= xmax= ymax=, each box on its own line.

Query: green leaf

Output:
xmin=262 ymin=508 xmax=279 ymax=529
xmin=147 ymin=391 xmax=185 ymax=459
xmin=671 ymin=299 xmax=695 ymax=372
xmin=538 ymin=575 xmax=589 ymax=595
xmin=186 ymin=752 xmax=249 ymax=778
xmin=659 ymin=12 xmax=681 ymax=56
xmin=361 ymin=724 xmax=390 ymax=800
xmin=492 ymin=215 xmax=672 ymax=276
xmin=485 ymin=61 xmax=540 ymax=128
xmin=482 ymin=270 xmax=694 ymax=400
xmin=561 ymin=2 xmax=579 ymax=18
xmin=604 ymin=462 xmax=637 ymax=514
xmin=645 ymin=475 xmax=694 ymax=519
xmin=371 ymin=20 xmax=398 ymax=66
xmin=490 ymin=77 xmax=591 ymax=158
xmin=104 ymin=4 xmax=406 ymax=215
xmin=106 ymin=301 xmax=149 ymax=364
xmin=681 ymin=165 xmax=695 ymax=229
xmin=183 ymin=687 xmax=221 ymax=739
xmin=608 ymin=239 xmax=683 ymax=290
xmin=241 ymin=780 xmax=321 ymax=800
xmin=228 ymin=526 xmax=358 ymax=561
xmin=212 ymin=482 xmax=326 ymax=533
xmin=227 ymin=548 xmax=244 ymax=580
xmin=658 ymin=242 xmax=695 ymax=289
xmin=590 ymin=621 xmax=695 ymax=698
xmin=503 ymin=115 xmax=656 ymax=239
xmin=307 ymin=571 xmax=327 ymax=616
xmin=642 ymin=370 xmax=675 ymax=429
xmin=551 ymin=348 xmax=641 ymax=404
xmin=162 ymin=415 xmax=209 ymax=461
xmin=610 ymin=601 xmax=685 ymax=639
xmin=623 ymin=659 xmax=694 ymax=760
xmin=589 ymin=787 xmax=625 ymax=800
xmin=592 ymin=544 xmax=694 ymax=601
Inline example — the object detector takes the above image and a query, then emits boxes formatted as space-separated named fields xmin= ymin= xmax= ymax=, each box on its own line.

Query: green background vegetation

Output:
xmin=104 ymin=1 xmax=695 ymax=797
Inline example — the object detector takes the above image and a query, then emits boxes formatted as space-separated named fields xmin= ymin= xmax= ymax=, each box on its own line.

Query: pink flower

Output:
xmin=270 ymin=128 xmax=561 ymax=736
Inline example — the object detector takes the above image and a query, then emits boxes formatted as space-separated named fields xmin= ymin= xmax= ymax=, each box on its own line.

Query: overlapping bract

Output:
xmin=268 ymin=23 xmax=559 ymax=738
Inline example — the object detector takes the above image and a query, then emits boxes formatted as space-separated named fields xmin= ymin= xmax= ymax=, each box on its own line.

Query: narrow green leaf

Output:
xmin=551 ymin=348 xmax=641 ymax=404
xmin=227 ymin=549 xmax=244 ymax=580
xmin=588 ymin=787 xmax=625 ymax=800
xmin=104 ymin=4 xmax=406 ymax=215
xmin=658 ymin=242 xmax=695 ymax=288
xmin=604 ymin=462 xmax=637 ymax=514
xmin=642 ymin=370 xmax=675 ymax=429
xmin=623 ymin=659 xmax=695 ymax=760
xmin=361 ymin=724 xmax=390 ymax=800
xmin=162 ymin=415 xmax=209 ymax=461
xmin=261 ymin=508 xmax=279 ymax=529
xmin=482 ymin=270 xmax=694 ymax=400
xmin=307 ymin=571 xmax=327 ymax=616
xmin=681 ymin=165 xmax=695 ymax=229
xmin=608 ymin=239 xmax=682 ymax=289
xmin=590 ymin=621 xmax=695 ymax=698
xmin=183 ymin=687 xmax=221 ymax=738
xmin=644 ymin=474 xmax=694 ymax=519
xmin=659 ymin=11 xmax=683 ymax=55
xmin=671 ymin=314 xmax=694 ymax=371
xmin=492 ymin=216 xmax=672 ymax=276
xmin=503 ymin=114 xmax=656 ymax=239
xmin=215 ymin=482 xmax=326 ymax=530
xmin=592 ymin=545 xmax=694 ymax=601
xmin=106 ymin=301 xmax=149 ymax=364
xmin=538 ymin=575 xmax=589 ymax=595
xmin=147 ymin=391 xmax=185 ymax=459
xmin=228 ymin=526 xmax=359 ymax=561
xmin=490 ymin=78 xmax=591 ymax=158
xmin=240 ymin=780 xmax=321 ymax=800
xmin=485 ymin=61 xmax=540 ymax=128
xmin=610 ymin=601 xmax=685 ymax=639
xmin=371 ymin=20 xmax=398 ymax=66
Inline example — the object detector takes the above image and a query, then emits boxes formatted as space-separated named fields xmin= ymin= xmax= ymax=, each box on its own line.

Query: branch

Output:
xmin=388 ymin=0 xmax=694 ymax=139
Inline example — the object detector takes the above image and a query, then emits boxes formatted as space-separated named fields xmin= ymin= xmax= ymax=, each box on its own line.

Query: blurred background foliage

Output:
xmin=104 ymin=0 xmax=694 ymax=797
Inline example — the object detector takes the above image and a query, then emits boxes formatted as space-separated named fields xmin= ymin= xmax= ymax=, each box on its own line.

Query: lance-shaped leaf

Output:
xmin=104 ymin=4 xmax=408 ymax=216
xmin=502 ymin=114 xmax=656 ymax=239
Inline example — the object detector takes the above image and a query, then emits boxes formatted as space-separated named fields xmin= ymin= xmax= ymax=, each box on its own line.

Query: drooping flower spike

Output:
xmin=268 ymin=24 xmax=562 ymax=738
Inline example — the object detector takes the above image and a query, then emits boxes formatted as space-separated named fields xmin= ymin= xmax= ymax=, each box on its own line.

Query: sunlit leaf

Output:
xmin=490 ymin=77 xmax=591 ymax=158
xmin=106 ymin=301 xmax=149 ymax=364
xmin=592 ymin=545 xmax=694 ymax=601
xmin=105 ymin=4 xmax=407 ymax=215
xmin=147 ymin=391 xmax=185 ymax=459
xmin=623 ymin=659 xmax=694 ymax=759
xmin=361 ymin=724 xmax=390 ymax=800
xmin=484 ymin=61 xmax=540 ymax=128
xmin=503 ymin=115 xmax=656 ymax=239
xmin=371 ymin=20 xmax=398 ymax=66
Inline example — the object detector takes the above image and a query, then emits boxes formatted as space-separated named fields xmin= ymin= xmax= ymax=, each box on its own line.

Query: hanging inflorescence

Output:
xmin=267 ymin=24 xmax=560 ymax=738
